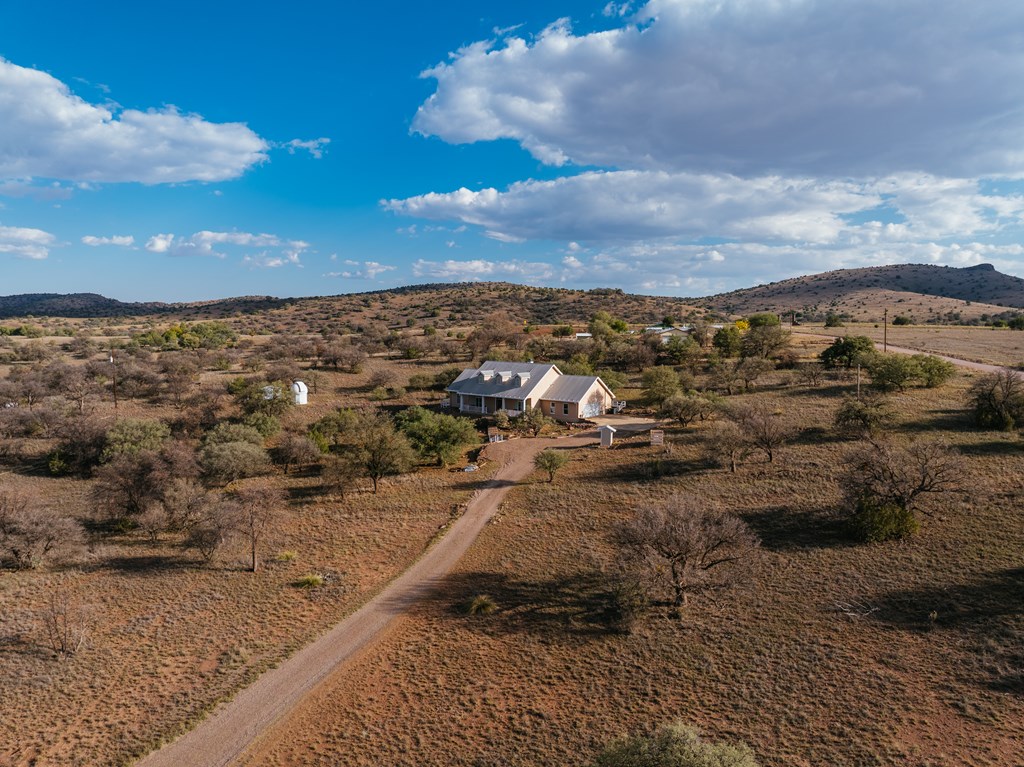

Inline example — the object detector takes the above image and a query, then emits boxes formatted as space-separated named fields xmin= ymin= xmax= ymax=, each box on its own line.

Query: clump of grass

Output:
xmin=463 ymin=594 xmax=497 ymax=616
xmin=293 ymin=573 xmax=325 ymax=589
xmin=276 ymin=550 xmax=298 ymax=562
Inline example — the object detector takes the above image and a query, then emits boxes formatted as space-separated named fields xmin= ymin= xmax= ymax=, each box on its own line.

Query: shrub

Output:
xmin=201 ymin=441 xmax=271 ymax=484
xmin=819 ymin=336 xmax=876 ymax=368
xmin=833 ymin=395 xmax=895 ymax=438
xmin=912 ymin=354 xmax=956 ymax=388
xmin=464 ymin=594 xmax=497 ymax=616
xmin=294 ymin=573 xmax=325 ymax=589
xmin=101 ymin=418 xmax=171 ymax=461
xmin=641 ymin=366 xmax=682 ymax=406
xmin=970 ymin=369 xmax=1024 ymax=430
xmin=850 ymin=497 xmax=919 ymax=542
xmin=593 ymin=722 xmax=759 ymax=767
xmin=242 ymin=412 xmax=281 ymax=438
xmin=866 ymin=353 xmax=920 ymax=392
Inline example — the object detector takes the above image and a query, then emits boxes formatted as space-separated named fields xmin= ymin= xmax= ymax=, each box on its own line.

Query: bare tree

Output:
xmin=842 ymin=439 xmax=963 ymax=518
xmin=229 ymin=486 xmax=285 ymax=573
xmin=40 ymin=576 xmax=94 ymax=658
xmin=705 ymin=422 xmax=750 ymax=472
xmin=0 ymin=493 xmax=84 ymax=569
xmin=613 ymin=495 xmax=759 ymax=614
xmin=728 ymin=401 xmax=796 ymax=463
xmin=322 ymin=452 xmax=363 ymax=499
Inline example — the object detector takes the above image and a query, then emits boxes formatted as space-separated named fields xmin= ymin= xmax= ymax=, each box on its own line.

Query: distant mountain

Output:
xmin=0 ymin=293 xmax=292 ymax=320
xmin=700 ymin=263 xmax=1024 ymax=322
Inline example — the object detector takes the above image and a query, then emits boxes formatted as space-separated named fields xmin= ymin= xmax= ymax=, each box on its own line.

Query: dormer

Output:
xmin=478 ymin=370 xmax=495 ymax=382
xmin=497 ymin=371 xmax=514 ymax=384
xmin=514 ymin=372 xmax=531 ymax=386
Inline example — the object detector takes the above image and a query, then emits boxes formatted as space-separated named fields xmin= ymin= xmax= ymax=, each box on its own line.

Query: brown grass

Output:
xmin=242 ymin=372 xmax=1023 ymax=767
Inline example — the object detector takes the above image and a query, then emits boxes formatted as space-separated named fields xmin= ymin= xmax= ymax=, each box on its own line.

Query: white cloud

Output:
xmin=326 ymin=260 xmax=396 ymax=280
xmin=0 ymin=57 xmax=268 ymax=184
xmin=412 ymin=258 xmax=555 ymax=283
xmin=387 ymin=171 xmax=887 ymax=244
xmin=0 ymin=223 xmax=56 ymax=260
xmin=82 ymin=234 xmax=134 ymax=247
xmin=145 ymin=230 xmax=308 ymax=265
xmin=283 ymin=138 xmax=330 ymax=159
xmin=414 ymin=0 xmax=1024 ymax=178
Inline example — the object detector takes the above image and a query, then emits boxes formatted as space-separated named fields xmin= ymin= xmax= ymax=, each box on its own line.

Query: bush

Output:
xmin=866 ymin=353 xmax=920 ymax=392
xmin=201 ymin=441 xmax=271 ymax=484
xmin=641 ymin=366 xmax=682 ymax=406
xmin=464 ymin=594 xmax=497 ymax=616
xmin=294 ymin=573 xmax=325 ymax=589
xmin=242 ymin=412 xmax=281 ymax=438
xmin=834 ymin=395 xmax=895 ymax=438
xmin=593 ymin=722 xmax=759 ymax=767
xmin=970 ymin=369 xmax=1024 ymax=430
xmin=819 ymin=336 xmax=875 ymax=369
xmin=850 ymin=497 xmax=919 ymax=542
xmin=912 ymin=354 xmax=956 ymax=388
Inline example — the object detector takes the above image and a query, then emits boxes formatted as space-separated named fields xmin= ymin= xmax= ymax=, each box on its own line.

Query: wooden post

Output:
xmin=883 ymin=308 xmax=888 ymax=353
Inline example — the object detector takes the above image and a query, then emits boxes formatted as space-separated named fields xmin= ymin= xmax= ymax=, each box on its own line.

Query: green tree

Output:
xmin=712 ymin=326 xmax=742 ymax=357
xmin=533 ymin=448 xmax=569 ymax=482
xmin=819 ymin=336 xmax=875 ymax=369
xmin=593 ymin=722 xmax=759 ymax=767
xmin=740 ymin=325 xmax=790 ymax=359
xmin=865 ymin=353 xmax=920 ymax=392
xmin=912 ymin=354 xmax=956 ymax=388
xmin=395 ymin=407 xmax=479 ymax=466
xmin=101 ymin=418 xmax=170 ymax=462
xmin=641 ymin=366 xmax=682 ymax=406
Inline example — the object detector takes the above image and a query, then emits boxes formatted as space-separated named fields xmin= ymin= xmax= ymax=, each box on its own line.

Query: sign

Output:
xmin=650 ymin=430 xmax=664 ymax=446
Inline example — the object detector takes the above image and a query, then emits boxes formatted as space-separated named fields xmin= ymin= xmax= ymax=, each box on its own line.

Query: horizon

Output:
xmin=4 ymin=1 xmax=1024 ymax=301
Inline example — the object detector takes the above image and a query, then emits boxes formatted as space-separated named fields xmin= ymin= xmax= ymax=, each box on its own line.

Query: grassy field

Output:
xmin=0 ymin=354 xmax=488 ymax=766
xmin=243 ymin=370 xmax=1023 ymax=767
xmin=799 ymin=323 xmax=1024 ymax=367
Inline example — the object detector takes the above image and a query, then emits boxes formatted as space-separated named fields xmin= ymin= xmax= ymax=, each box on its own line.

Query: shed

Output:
xmin=291 ymin=380 xmax=309 ymax=405
xmin=486 ymin=427 xmax=504 ymax=443
xmin=599 ymin=424 xmax=617 ymax=448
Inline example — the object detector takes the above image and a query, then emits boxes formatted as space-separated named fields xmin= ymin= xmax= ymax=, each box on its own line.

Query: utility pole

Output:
xmin=110 ymin=347 xmax=118 ymax=411
xmin=883 ymin=308 xmax=888 ymax=353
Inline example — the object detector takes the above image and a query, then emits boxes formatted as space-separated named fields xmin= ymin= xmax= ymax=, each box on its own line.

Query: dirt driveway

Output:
xmin=135 ymin=431 xmax=597 ymax=767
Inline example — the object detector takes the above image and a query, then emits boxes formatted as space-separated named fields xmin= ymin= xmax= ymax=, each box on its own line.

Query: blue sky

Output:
xmin=3 ymin=1 xmax=1024 ymax=301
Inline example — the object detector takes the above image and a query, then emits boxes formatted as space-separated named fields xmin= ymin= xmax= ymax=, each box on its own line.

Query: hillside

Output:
xmin=701 ymin=263 xmax=1024 ymax=323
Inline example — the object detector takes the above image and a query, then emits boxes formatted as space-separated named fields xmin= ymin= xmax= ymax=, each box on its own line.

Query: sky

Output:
xmin=3 ymin=0 xmax=1024 ymax=302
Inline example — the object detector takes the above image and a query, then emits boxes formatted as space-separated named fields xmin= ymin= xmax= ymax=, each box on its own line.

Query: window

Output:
xmin=515 ymin=400 xmax=523 ymax=411
xmin=562 ymin=403 xmax=570 ymax=416
xmin=549 ymin=403 xmax=555 ymax=414
xmin=473 ymin=397 xmax=482 ymax=408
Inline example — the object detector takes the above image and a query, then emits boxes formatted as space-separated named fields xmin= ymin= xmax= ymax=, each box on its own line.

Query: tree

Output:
xmin=0 ymin=493 xmax=84 ymax=570
xmin=865 ymin=353 xmax=919 ymax=392
xmin=101 ymin=418 xmax=170 ymax=461
xmin=661 ymin=392 xmax=718 ymax=426
xmin=322 ymin=452 xmax=364 ymax=498
xmin=274 ymin=433 xmax=322 ymax=474
xmin=819 ymin=336 xmax=875 ymax=369
xmin=712 ymin=326 xmax=742 ymax=358
xmin=229 ymin=486 xmax=283 ymax=573
xmin=705 ymin=422 xmax=749 ymax=472
xmin=833 ymin=395 xmax=895 ymax=439
xmin=740 ymin=325 xmax=790 ymax=360
xmin=593 ymin=722 xmax=759 ymax=767
xmin=664 ymin=336 xmax=702 ymax=370
xmin=516 ymin=405 xmax=552 ymax=437
xmin=970 ymin=369 xmax=1024 ymax=430
xmin=614 ymin=495 xmax=759 ymax=613
xmin=841 ymin=439 xmax=963 ymax=541
xmin=641 ymin=366 xmax=682 ymax=406
xmin=533 ymin=448 xmax=569 ymax=482
xmin=746 ymin=313 xmax=780 ymax=327
xmin=734 ymin=358 xmax=774 ymax=391
xmin=912 ymin=355 xmax=956 ymax=388
xmin=395 ymin=407 xmax=479 ymax=466
xmin=728 ymin=402 xmax=795 ymax=463
xmin=201 ymin=441 xmax=271 ymax=485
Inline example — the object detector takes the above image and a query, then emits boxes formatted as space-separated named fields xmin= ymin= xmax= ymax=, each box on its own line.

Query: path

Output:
xmin=136 ymin=432 xmax=598 ymax=767
xmin=793 ymin=331 xmax=1010 ymax=374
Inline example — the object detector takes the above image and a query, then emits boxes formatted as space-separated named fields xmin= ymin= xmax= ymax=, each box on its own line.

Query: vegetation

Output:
xmin=593 ymin=722 xmax=759 ymax=767
xmin=534 ymin=449 xmax=570 ymax=482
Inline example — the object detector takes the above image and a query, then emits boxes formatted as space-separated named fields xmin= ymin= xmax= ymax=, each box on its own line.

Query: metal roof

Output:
xmin=446 ymin=361 xmax=558 ymax=400
xmin=538 ymin=375 xmax=613 ymax=404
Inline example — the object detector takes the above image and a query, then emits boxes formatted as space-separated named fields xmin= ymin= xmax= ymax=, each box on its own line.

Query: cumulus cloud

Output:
xmin=0 ymin=57 xmax=269 ymax=184
xmin=0 ymin=223 xmax=56 ymax=260
xmin=412 ymin=258 xmax=555 ymax=283
xmin=414 ymin=0 xmax=1024 ymax=178
xmin=82 ymin=234 xmax=134 ymax=247
xmin=325 ymin=260 xmax=397 ymax=280
xmin=145 ymin=230 xmax=308 ymax=265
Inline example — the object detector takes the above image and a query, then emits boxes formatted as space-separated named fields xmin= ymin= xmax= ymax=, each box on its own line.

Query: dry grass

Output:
xmin=800 ymin=323 xmax=1024 ymax=367
xmin=243 ymin=372 xmax=1023 ymax=767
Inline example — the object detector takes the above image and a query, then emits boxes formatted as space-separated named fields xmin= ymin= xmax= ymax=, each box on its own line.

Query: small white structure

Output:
xmin=291 ymin=380 xmax=309 ymax=406
xmin=599 ymin=424 xmax=617 ymax=449
xmin=262 ymin=385 xmax=279 ymax=401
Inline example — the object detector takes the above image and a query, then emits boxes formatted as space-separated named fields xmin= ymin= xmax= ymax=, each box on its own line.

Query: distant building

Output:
xmin=291 ymin=381 xmax=309 ymax=405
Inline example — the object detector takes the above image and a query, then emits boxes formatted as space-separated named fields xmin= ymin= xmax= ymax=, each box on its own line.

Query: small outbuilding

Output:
xmin=291 ymin=380 xmax=309 ymax=406
xmin=599 ymin=424 xmax=617 ymax=448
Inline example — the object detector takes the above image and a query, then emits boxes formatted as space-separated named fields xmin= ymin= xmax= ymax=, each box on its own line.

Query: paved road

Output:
xmin=136 ymin=432 xmax=597 ymax=767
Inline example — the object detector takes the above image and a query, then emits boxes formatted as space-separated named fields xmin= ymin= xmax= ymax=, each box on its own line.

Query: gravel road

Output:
xmin=136 ymin=432 xmax=597 ymax=767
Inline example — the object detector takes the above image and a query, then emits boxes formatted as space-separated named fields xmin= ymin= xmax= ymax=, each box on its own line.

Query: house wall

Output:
xmin=538 ymin=398 xmax=580 ymax=422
